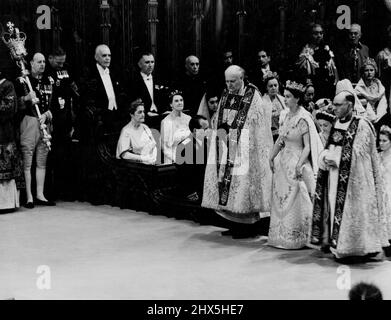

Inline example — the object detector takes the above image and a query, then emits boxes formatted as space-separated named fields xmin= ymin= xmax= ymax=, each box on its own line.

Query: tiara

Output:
xmin=315 ymin=110 xmax=336 ymax=122
xmin=169 ymin=89 xmax=183 ymax=99
xmin=363 ymin=57 xmax=378 ymax=71
xmin=263 ymin=71 xmax=279 ymax=80
xmin=285 ymin=80 xmax=305 ymax=93
xmin=130 ymin=98 xmax=144 ymax=107
xmin=380 ymin=125 xmax=391 ymax=135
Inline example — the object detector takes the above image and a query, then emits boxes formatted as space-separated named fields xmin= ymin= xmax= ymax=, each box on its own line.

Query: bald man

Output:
xmin=336 ymin=23 xmax=370 ymax=84
xmin=177 ymin=55 xmax=206 ymax=117
xmin=17 ymin=52 xmax=55 ymax=208
xmin=80 ymin=44 xmax=126 ymax=204
xmin=81 ymin=44 xmax=126 ymax=138
xmin=202 ymin=65 xmax=273 ymax=239
xmin=309 ymin=91 xmax=390 ymax=262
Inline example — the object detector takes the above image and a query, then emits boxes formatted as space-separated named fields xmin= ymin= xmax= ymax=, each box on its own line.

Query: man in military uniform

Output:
xmin=296 ymin=24 xmax=338 ymax=98
xmin=45 ymin=47 xmax=79 ymax=200
xmin=16 ymin=52 xmax=55 ymax=208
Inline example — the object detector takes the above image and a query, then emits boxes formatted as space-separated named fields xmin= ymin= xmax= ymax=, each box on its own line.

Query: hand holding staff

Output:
xmin=2 ymin=22 xmax=52 ymax=150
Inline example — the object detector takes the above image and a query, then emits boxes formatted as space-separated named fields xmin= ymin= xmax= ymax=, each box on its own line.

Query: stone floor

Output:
xmin=0 ymin=201 xmax=390 ymax=300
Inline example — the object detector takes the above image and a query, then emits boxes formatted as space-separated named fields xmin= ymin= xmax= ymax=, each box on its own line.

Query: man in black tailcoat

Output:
xmin=130 ymin=52 xmax=169 ymax=130
xmin=79 ymin=44 xmax=127 ymax=204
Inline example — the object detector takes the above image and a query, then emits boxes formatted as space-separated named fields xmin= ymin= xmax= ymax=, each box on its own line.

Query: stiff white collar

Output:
xmin=141 ymin=72 xmax=152 ymax=81
xmin=97 ymin=63 xmax=110 ymax=75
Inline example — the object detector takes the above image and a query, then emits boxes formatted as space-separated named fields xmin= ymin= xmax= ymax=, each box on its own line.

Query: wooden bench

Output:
xmin=96 ymin=133 xmax=228 ymax=228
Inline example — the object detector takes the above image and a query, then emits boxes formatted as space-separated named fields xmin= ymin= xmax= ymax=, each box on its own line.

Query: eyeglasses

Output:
xmin=312 ymin=31 xmax=323 ymax=35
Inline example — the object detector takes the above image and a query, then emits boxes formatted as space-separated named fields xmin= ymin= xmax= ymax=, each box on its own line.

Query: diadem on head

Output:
xmin=362 ymin=57 xmax=378 ymax=73
xmin=169 ymin=89 xmax=183 ymax=101
xmin=285 ymin=80 xmax=305 ymax=93
xmin=316 ymin=110 xmax=336 ymax=123
xmin=263 ymin=70 xmax=279 ymax=81
xmin=131 ymin=98 xmax=144 ymax=108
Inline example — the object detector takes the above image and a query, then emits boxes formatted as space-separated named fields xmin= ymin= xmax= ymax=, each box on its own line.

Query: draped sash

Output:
xmin=311 ymin=117 xmax=360 ymax=248
xmin=215 ymin=86 xmax=256 ymax=206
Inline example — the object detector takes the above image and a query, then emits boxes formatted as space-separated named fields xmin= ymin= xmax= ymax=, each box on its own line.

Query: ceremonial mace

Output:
xmin=1 ymin=21 xmax=52 ymax=150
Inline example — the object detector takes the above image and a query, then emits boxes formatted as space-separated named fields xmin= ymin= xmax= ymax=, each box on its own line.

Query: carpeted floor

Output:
xmin=0 ymin=202 xmax=390 ymax=300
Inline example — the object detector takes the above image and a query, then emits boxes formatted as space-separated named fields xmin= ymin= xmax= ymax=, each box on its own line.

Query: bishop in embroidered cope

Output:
xmin=309 ymin=91 xmax=390 ymax=259
xmin=202 ymin=65 xmax=273 ymax=224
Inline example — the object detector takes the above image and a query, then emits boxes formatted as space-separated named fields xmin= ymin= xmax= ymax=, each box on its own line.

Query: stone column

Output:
xmin=237 ymin=0 xmax=247 ymax=64
xmin=72 ymin=0 xmax=86 ymax=80
xmin=193 ymin=0 xmax=203 ymax=58
xmin=148 ymin=0 xmax=159 ymax=57
xmin=318 ymin=0 xmax=326 ymax=24
xmin=356 ymin=0 xmax=366 ymax=21
xmin=166 ymin=0 xmax=178 ymax=81
xmin=121 ymin=0 xmax=133 ymax=71
xmin=100 ymin=0 xmax=111 ymax=45
xmin=51 ymin=0 xmax=62 ymax=50
xmin=278 ymin=0 xmax=287 ymax=60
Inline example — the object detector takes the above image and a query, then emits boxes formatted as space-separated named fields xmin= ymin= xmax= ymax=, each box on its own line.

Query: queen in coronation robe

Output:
xmin=201 ymin=65 xmax=273 ymax=226
xmin=309 ymin=91 xmax=390 ymax=260
xmin=267 ymin=81 xmax=323 ymax=249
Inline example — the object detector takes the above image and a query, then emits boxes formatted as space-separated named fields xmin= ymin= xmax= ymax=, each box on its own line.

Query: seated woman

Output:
xmin=116 ymin=99 xmax=157 ymax=165
xmin=315 ymin=110 xmax=335 ymax=147
xmin=355 ymin=58 xmax=389 ymax=124
xmin=161 ymin=90 xmax=191 ymax=164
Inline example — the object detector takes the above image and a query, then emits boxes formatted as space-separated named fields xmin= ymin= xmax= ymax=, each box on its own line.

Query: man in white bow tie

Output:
xmin=80 ymin=44 xmax=126 ymax=204
xmin=131 ymin=52 xmax=169 ymax=130
xmin=96 ymin=44 xmax=118 ymax=112
xmin=139 ymin=53 xmax=157 ymax=114
xmin=82 ymin=44 xmax=125 ymax=137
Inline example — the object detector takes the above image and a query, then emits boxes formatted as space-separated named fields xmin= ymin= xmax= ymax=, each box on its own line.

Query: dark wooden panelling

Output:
xmin=0 ymin=0 xmax=389 ymax=84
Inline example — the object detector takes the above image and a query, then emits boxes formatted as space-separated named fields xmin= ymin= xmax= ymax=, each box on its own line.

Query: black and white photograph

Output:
xmin=1 ymin=0 xmax=391 ymax=303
